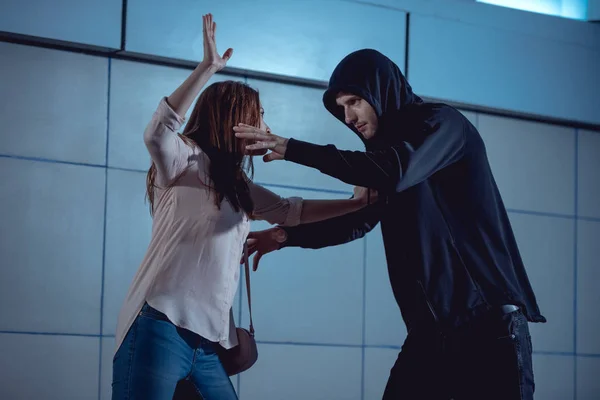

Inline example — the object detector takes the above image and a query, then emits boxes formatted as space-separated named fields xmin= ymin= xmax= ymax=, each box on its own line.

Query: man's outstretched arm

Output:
xmin=280 ymin=202 xmax=380 ymax=249
xmin=245 ymin=203 xmax=380 ymax=271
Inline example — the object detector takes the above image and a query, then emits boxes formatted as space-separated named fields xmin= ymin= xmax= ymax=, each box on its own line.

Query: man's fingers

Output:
xmin=241 ymin=245 xmax=257 ymax=264
xmin=263 ymin=152 xmax=284 ymax=162
xmin=246 ymin=148 xmax=268 ymax=156
xmin=252 ymin=251 xmax=263 ymax=272
xmin=245 ymin=141 xmax=277 ymax=151
xmin=234 ymin=131 xmax=271 ymax=142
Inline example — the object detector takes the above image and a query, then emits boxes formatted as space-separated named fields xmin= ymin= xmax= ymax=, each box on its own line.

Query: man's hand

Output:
xmin=234 ymin=124 xmax=288 ymax=162
xmin=244 ymin=127 xmax=273 ymax=157
xmin=242 ymin=227 xmax=288 ymax=271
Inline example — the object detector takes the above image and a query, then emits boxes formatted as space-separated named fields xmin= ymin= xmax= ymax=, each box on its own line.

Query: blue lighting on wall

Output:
xmin=476 ymin=0 xmax=588 ymax=20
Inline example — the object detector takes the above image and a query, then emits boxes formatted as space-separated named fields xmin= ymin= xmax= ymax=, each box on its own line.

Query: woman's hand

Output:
xmin=202 ymin=13 xmax=233 ymax=71
xmin=353 ymin=186 xmax=378 ymax=205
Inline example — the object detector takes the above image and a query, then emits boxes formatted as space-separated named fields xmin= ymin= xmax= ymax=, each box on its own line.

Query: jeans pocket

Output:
xmin=492 ymin=311 xmax=519 ymax=341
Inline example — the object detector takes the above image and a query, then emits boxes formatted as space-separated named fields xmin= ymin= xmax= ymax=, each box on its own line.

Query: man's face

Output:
xmin=335 ymin=92 xmax=378 ymax=140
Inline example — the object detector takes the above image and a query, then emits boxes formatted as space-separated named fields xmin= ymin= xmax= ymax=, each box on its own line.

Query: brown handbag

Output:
xmin=217 ymin=242 xmax=258 ymax=376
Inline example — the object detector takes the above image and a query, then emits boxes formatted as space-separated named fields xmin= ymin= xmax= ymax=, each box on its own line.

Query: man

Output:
xmin=234 ymin=49 xmax=545 ymax=400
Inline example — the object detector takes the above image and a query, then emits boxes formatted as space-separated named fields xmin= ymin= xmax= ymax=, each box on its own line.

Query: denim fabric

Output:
xmin=112 ymin=303 xmax=238 ymax=400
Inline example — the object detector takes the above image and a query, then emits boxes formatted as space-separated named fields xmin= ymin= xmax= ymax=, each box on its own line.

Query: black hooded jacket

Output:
xmin=281 ymin=49 xmax=546 ymax=330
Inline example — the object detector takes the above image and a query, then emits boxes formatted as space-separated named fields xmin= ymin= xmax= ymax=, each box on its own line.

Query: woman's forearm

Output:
xmin=167 ymin=61 xmax=219 ymax=118
xmin=299 ymin=198 xmax=368 ymax=225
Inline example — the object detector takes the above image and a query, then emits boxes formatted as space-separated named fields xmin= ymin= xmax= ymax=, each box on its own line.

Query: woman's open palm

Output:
xmin=202 ymin=13 xmax=233 ymax=71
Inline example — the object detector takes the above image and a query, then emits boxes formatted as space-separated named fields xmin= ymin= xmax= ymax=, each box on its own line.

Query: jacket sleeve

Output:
xmin=284 ymin=107 xmax=466 ymax=193
xmin=280 ymin=202 xmax=381 ymax=249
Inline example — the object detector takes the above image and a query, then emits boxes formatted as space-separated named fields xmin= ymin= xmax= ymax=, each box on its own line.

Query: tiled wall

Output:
xmin=0 ymin=39 xmax=599 ymax=400
xmin=1 ymin=0 xmax=599 ymax=125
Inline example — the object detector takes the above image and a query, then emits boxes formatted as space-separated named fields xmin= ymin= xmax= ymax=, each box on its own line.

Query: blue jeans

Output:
xmin=112 ymin=303 xmax=238 ymax=400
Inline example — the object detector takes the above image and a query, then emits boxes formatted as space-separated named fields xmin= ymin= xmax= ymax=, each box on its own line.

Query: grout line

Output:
xmin=251 ymin=181 xmax=353 ymax=196
xmin=505 ymin=208 xmax=574 ymax=220
xmin=0 ymin=331 xmax=105 ymax=337
xmin=110 ymin=166 xmax=147 ymax=173
xmin=254 ymin=340 xmax=363 ymax=348
xmin=532 ymin=351 xmax=580 ymax=357
xmin=573 ymin=128 xmax=579 ymax=400
xmin=365 ymin=344 xmax=402 ymax=350
xmin=98 ymin=56 xmax=112 ymax=400
xmin=1 ymin=328 xmax=599 ymax=360
xmin=0 ymin=153 xmax=105 ymax=169
xmin=361 ymin=237 xmax=367 ymax=400
xmin=1 ymin=32 xmax=600 ymax=133
xmin=404 ymin=13 xmax=410 ymax=79
xmin=1 ymin=153 xmax=593 ymax=222
xmin=120 ymin=0 xmax=128 ymax=51
xmin=238 ymin=73 xmax=250 ymax=400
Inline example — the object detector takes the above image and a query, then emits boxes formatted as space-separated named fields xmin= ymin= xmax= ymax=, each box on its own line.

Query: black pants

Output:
xmin=383 ymin=309 xmax=535 ymax=400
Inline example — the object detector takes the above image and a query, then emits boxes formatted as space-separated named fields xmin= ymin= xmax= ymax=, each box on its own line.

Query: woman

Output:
xmin=112 ymin=14 xmax=374 ymax=400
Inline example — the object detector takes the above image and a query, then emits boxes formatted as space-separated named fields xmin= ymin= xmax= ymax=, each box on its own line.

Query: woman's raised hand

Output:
xmin=202 ymin=13 xmax=233 ymax=71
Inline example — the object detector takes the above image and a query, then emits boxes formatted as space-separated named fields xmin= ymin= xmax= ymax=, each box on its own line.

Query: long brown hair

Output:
xmin=146 ymin=80 xmax=260 ymax=216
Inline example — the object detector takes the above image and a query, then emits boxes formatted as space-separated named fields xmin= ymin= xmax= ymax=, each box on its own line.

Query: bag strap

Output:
xmin=243 ymin=241 xmax=254 ymax=335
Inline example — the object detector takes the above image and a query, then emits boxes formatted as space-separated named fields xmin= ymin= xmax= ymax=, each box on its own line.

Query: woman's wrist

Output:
xmin=198 ymin=60 xmax=221 ymax=75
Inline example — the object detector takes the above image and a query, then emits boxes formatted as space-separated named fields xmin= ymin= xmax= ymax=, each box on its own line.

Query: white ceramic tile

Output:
xmin=240 ymin=187 xmax=364 ymax=345
xmin=458 ymin=110 xmax=477 ymax=128
xmin=478 ymin=115 xmax=575 ymax=215
xmin=0 ymin=158 xmax=104 ymax=334
xmin=126 ymin=0 xmax=406 ymax=82
xmin=0 ymin=333 xmax=99 ymax=400
xmin=409 ymin=14 xmax=600 ymax=125
xmin=0 ymin=42 xmax=108 ymax=165
xmin=352 ymin=0 xmax=600 ymax=49
xmin=364 ymin=347 xmax=400 ymax=400
xmin=364 ymin=227 xmax=407 ymax=347
xmin=0 ymin=0 xmax=121 ymax=48
xmin=248 ymin=78 xmax=364 ymax=192
xmin=101 ymin=337 xmax=116 ymax=400
xmin=239 ymin=343 xmax=362 ymax=400
xmin=532 ymin=354 xmax=574 ymax=400
xmin=508 ymin=213 xmax=575 ymax=353
xmin=577 ymin=356 xmax=600 ymax=400
xmin=577 ymin=220 xmax=600 ymax=354
xmin=102 ymin=169 xmax=153 ymax=335
xmin=108 ymin=59 xmax=231 ymax=171
xmin=578 ymin=130 xmax=600 ymax=219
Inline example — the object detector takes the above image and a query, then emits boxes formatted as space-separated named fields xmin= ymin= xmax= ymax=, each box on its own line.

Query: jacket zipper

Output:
xmin=418 ymin=280 xmax=439 ymax=324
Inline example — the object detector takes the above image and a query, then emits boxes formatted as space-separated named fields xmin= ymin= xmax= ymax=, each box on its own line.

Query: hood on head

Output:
xmin=323 ymin=49 xmax=423 ymax=145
